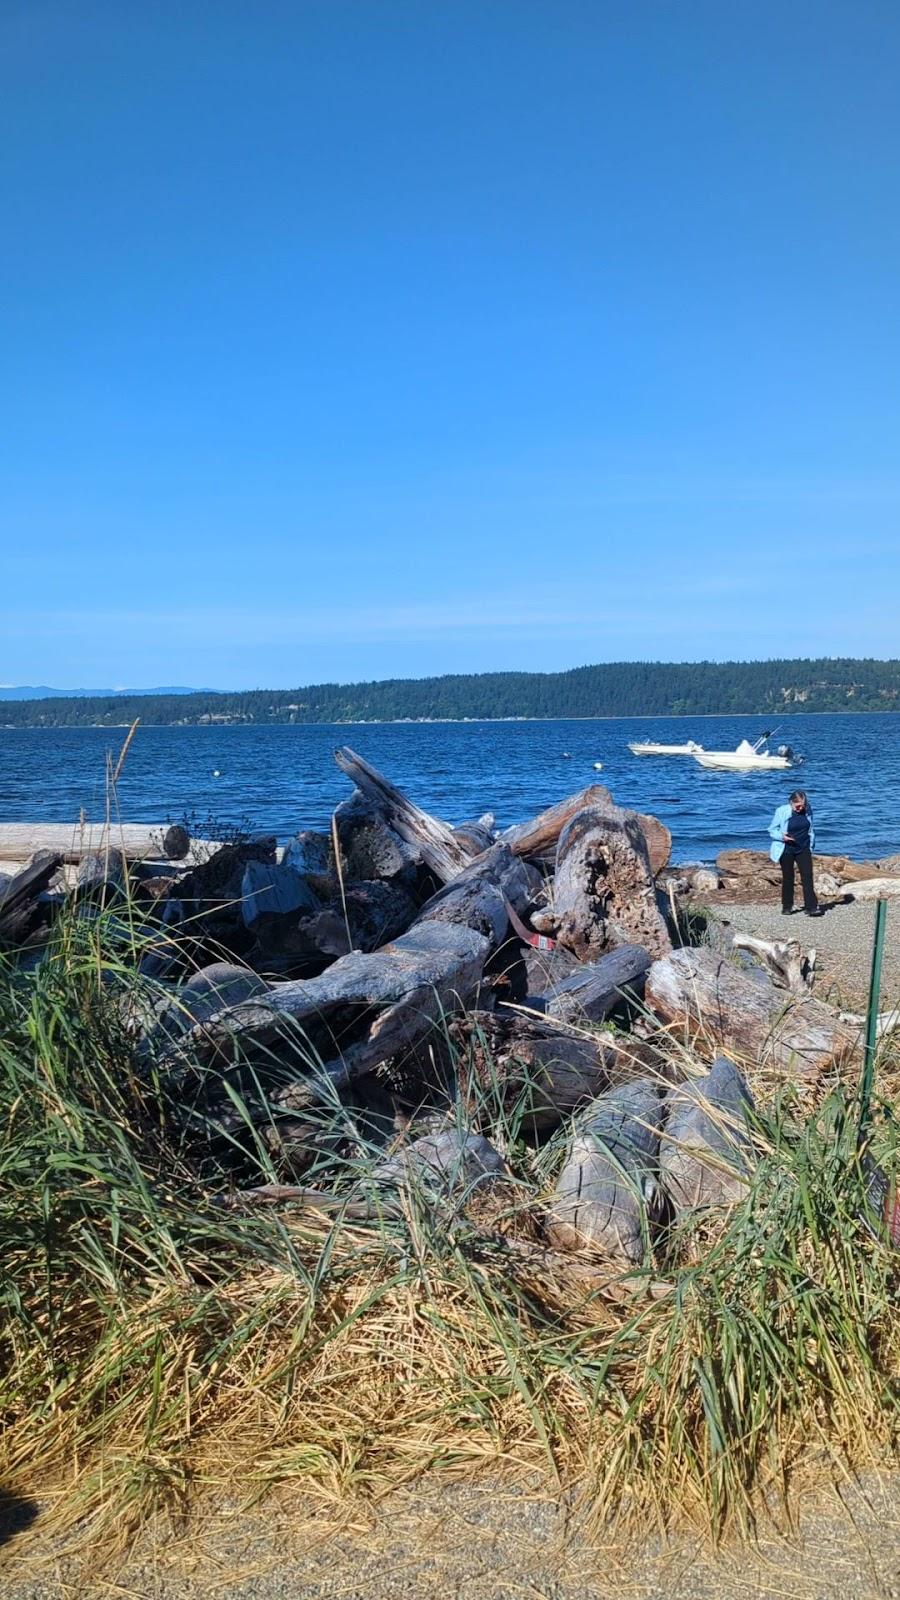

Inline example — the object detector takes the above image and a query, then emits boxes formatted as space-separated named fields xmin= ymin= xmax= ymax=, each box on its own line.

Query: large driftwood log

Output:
xmin=528 ymin=943 xmax=652 ymax=1024
xmin=455 ymin=1009 xmax=615 ymax=1131
xmin=548 ymin=1078 xmax=664 ymax=1264
xmin=731 ymin=932 xmax=817 ymax=995
xmin=645 ymin=947 xmax=856 ymax=1080
xmin=499 ymin=786 xmax=609 ymax=863
xmin=452 ymin=818 xmax=496 ymax=855
xmin=0 ymin=823 xmax=210 ymax=864
xmin=842 ymin=878 xmax=900 ymax=900
xmin=550 ymin=795 xmax=672 ymax=961
xmin=334 ymin=748 xmax=476 ymax=882
xmin=416 ymin=843 xmax=535 ymax=953
xmin=171 ymin=921 xmax=490 ymax=1102
xmin=659 ymin=1057 xmax=755 ymax=1214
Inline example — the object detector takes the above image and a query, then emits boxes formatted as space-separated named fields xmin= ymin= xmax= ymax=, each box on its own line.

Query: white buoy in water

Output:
xmin=593 ymin=761 xmax=603 ymax=770
xmin=212 ymin=769 xmax=221 ymax=777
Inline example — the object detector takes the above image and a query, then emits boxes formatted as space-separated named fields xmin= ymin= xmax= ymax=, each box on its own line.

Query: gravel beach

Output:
xmin=710 ymin=895 xmax=900 ymax=1011
xmin=5 ymin=1472 xmax=900 ymax=1599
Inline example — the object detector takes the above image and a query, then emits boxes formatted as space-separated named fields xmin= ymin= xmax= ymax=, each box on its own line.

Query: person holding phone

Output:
xmin=768 ymin=790 xmax=823 ymax=916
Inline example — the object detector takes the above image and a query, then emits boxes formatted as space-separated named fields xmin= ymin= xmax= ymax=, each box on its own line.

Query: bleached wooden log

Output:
xmin=415 ymin=842 xmax=534 ymax=952
xmin=0 ymin=822 xmax=210 ymax=864
xmin=548 ymin=1078 xmax=664 ymax=1264
xmin=838 ymin=1006 xmax=900 ymax=1041
xmin=529 ymin=943 xmax=652 ymax=1024
xmin=334 ymin=748 xmax=475 ymax=883
xmin=842 ymin=879 xmax=900 ymax=900
xmin=499 ymin=786 xmax=609 ymax=863
xmin=731 ymin=932 xmax=817 ymax=995
xmin=645 ymin=947 xmax=856 ymax=1081
xmin=168 ymin=921 xmax=490 ymax=1102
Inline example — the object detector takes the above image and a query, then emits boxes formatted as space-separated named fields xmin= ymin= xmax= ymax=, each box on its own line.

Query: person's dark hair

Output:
xmin=789 ymin=790 xmax=807 ymax=805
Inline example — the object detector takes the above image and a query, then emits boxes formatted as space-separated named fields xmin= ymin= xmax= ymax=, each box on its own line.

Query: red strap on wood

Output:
xmin=503 ymin=896 xmax=556 ymax=951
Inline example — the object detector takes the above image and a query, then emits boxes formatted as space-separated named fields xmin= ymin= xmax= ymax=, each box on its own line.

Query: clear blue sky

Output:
xmin=2 ymin=1 xmax=898 ymax=689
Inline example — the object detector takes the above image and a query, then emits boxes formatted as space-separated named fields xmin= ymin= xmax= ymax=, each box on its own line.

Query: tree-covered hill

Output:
xmin=2 ymin=659 xmax=899 ymax=727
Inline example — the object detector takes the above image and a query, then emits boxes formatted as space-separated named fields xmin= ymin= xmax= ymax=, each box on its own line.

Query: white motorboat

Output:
xmin=692 ymin=734 xmax=799 ymax=772
xmin=628 ymin=739 xmax=704 ymax=756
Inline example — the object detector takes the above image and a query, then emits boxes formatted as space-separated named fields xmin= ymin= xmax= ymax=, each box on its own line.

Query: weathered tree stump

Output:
xmin=334 ymin=788 xmax=422 ymax=881
xmin=334 ymin=748 xmax=476 ymax=882
xmin=635 ymin=813 xmax=672 ymax=877
xmin=0 ymin=853 xmax=63 ymax=946
xmin=551 ymin=795 xmax=671 ymax=961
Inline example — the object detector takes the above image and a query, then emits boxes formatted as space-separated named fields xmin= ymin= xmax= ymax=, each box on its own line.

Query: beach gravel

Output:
xmin=709 ymin=894 xmax=900 ymax=1010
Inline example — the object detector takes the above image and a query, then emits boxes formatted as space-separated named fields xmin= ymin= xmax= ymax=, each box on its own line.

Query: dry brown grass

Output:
xmin=2 ymin=906 xmax=900 ymax=1578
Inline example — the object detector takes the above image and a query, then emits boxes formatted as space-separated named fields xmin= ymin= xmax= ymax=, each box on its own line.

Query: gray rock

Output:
xmin=239 ymin=861 xmax=318 ymax=927
xmin=374 ymin=1129 xmax=509 ymax=1195
xmin=138 ymin=961 xmax=271 ymax=1057
xmin=659 ymin=1056 xmax=754 ymax=1213
xmin=281 ymin=830 xmax=332 ymax=877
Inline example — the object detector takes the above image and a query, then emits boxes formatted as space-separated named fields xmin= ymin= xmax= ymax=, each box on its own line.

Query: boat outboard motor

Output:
xmin=777 ymin=744 xmax=797 ymax=762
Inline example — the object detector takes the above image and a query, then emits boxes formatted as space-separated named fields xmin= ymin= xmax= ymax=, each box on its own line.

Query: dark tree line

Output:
xmin=2 ymin=658 xmax=899 ymax=727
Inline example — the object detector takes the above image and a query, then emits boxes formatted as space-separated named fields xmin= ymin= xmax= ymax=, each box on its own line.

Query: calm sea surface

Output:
xmin=0 ymin=714 xmax=898 ymax=864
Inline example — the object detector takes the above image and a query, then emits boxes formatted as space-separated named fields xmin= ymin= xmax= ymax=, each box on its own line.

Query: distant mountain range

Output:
xmin=1 ymin=659 xmax=899 ymax=725
xmin=0 ymin=685 xmax=214 ymax=701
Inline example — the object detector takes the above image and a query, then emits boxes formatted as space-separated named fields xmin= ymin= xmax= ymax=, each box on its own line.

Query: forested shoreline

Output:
xmin=3 ymin=657 xmax=899 ymax=727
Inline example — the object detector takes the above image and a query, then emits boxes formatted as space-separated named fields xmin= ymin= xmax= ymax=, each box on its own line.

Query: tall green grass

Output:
xmin=1 ymin=898 xmax=899 ymax=1562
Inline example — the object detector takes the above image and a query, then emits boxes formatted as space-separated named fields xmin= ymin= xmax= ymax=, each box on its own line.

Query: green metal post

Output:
xmin=858 ymin=897 xmax=888 ymax=1144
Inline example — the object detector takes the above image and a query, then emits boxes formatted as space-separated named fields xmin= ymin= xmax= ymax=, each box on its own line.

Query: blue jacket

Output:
xmin=768 ymin=803 xmax=815 ymax=863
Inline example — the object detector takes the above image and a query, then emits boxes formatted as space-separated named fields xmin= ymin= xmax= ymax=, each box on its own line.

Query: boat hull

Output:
xmin=693 ymin=752 xmax=792 ymax=771
xmin=628 ymin=742 xmax=703 ymax=756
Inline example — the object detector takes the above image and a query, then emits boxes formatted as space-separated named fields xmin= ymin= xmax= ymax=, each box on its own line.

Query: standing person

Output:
xmin=768 ymin=790 xmax=823 ymax=916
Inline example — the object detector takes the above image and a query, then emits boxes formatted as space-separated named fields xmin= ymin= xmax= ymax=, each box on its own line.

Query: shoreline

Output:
xmin=4 ymin=707 xmax=900 ymax=730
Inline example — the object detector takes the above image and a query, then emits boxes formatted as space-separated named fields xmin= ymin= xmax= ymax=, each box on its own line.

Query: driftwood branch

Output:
xmin=732 ymin=932 xmax=817 ymax=995
xmin=175 ymin=920 xmax=490 ymax=1100
xmin=529 ymin=943 xmax=652 ymax=1023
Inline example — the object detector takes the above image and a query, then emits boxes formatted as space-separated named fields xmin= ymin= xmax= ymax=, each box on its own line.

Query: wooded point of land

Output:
xmin=3 ymin=658 xmax=899 ymax=727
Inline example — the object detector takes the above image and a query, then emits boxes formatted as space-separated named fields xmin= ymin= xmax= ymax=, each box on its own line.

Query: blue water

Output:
xmin=0 ymin=714 xmax=898 ymax=864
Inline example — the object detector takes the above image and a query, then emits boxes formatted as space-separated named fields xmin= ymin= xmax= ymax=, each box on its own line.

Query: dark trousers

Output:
xmin=780 ymin=846 xmax=818 ymax=913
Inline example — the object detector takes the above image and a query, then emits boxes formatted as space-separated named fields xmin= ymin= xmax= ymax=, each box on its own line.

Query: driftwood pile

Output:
xmin=0 ymin=747 xmax=879 ymax=1285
